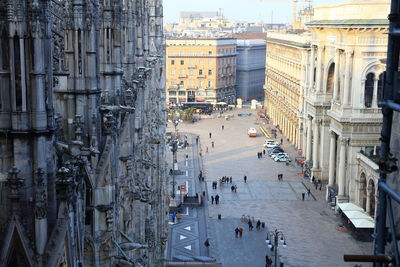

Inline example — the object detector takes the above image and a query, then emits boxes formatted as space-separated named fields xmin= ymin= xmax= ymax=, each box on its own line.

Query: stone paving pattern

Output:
xmin=175 ymin=108 xmax=372 ymax=267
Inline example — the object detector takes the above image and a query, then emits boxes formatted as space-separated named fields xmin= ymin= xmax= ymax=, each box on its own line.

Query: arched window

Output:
xmin=326 ymin=63 xmax=335 ymax=93
xmin=364 ymin=73 xmax=374 ymax=108
xmin=378 ymin=73 xmax=384 ymax=102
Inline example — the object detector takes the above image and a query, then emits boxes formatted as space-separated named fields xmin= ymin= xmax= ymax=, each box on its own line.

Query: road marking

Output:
xmin=185 ymin=207 xmax=189 ymax=215
xmin=186 ymin=170 xmax=188 ymax=176
xmin=180 ymin=235 xmax=187 ymax=240
xmin=184 ymin=245 xmax=191 ymax=250
xmin=184 ymin=226 xmax=191 ymax=231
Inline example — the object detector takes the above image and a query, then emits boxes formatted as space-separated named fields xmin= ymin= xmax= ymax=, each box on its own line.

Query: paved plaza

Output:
xmin=168 ymin=108 xmax=372 ymax=267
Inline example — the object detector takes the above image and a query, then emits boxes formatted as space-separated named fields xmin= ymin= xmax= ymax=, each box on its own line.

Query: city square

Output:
xmin=168 ymin=108 xmax=372 ymax=266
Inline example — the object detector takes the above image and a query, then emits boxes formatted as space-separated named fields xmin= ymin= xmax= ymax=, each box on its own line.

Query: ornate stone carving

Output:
xmin=6 ymin=166 xmax=24 ymax=201
xmin=34 ymin=168 xmax=47 ymax=219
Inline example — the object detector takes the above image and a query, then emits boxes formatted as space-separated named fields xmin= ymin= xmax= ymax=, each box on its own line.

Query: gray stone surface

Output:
xmin=175 ymin=108 xmax=372 ymax=267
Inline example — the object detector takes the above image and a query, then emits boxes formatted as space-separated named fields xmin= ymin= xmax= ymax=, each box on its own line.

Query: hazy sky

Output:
xmin=164 ymin=0 xmax=350 ymax=24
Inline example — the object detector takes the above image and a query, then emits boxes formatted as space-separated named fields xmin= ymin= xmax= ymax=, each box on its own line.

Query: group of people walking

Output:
xmin=257 ymin=151 xmax=265 ymax=159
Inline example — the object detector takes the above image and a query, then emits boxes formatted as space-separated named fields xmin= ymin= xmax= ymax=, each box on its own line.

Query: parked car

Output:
xmin=271 ymin=153 xmax=289 ymax=160
xmin=248 ymin=128 xmax=257 ymax=137
xmin=268 ymin=148 xmax=284 ymax=155
xmin=263 ymin=140 xmax=280 ymax=148
xmin=274 ymin=155 xmax=292 ymax=162
xmin=267 ymin=145 xmax=281 ymax=151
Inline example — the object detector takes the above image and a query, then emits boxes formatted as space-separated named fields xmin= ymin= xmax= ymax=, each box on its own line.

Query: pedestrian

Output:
xmin=280 ymin=138 xmax=283 ymax=144
xmin=239 ymin=227 xmax=243 ymax=237
xmin=211 ymin=141 xmax=214 ymax=148
xmin=256 ymin=220 xmax=261 ymax=230
xmin=235 ymin=227 xmax=239 ymax=238
xmin=231 ymin=185 xmax=234 ymax=192
xmin=222 ymin=125 xmax=224 ymax=130
xmin=209 ymin=132 xmax=212 ymax=138
xmin=215 ymin=194 xmax=220 ymax=205
xmin=206 ymin=146 xmax=209 ymax=153
xmin=311 ymin=176 xmax=315 ymax=183
xmin=171 ymin=213 xmax=176 ymax=223
xmin=266 ymin=255 xmax=271 ymax=267
xmin=302 ymin=192 xmax=305 ymax=201
xmin=307 ymin=188 xmax=311 ymax=197
xmin=257 ymin=152 xmax=259 ymax=159
xmin=211 ymin=195 xmax=214 ymax=205
xmin=230 ymin=176 xmax=232 ymax=183
xmin=248 ymin=220 xmax=253 ymax=231
xmin=244 ymin=175 xmax=247 ymax=183
xmin=263 ymin=149 xmax=266 ymax=155
xmin=315 ymin=183 xmax=318 ymax=190
xmin=196 ymin=136 xmax=199 ymax=144
xmin=204 ymin=239 xmax=210 ymax=248
xmin=319 ymin=183 xmax=322 ymax=191
xmin=234 ymin=184 xmax=237 ymax=192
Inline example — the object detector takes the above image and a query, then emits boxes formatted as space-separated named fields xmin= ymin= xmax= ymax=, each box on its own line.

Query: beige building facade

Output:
xmin=264 ymin=33 xmax=311 ymax=148
xmin=166 ymin=38 xmax=237 ymax=105
xmin=303 ymin=1 xmax=389 ymax=213
xmin=264 ymin=1 xmax=389 ymax=217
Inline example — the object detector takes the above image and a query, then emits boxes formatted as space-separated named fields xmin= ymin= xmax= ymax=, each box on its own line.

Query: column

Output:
xmin=328 ymin=131 xmax=336 ymax=186
xmin=333 ymin=49 xmax=340 ymax=100
xmin=343 ymin=50 xmax=353 ymax=106
xmin=315 ymin=46 xmax=324 ymax=92
xmin=309 ymin=45 xmax=315 ymax=89
xmin=338 ymin=137 xmax=348 ymax=196
xmin=366 ymin=186 xmax=372 ymax=214
xmin=372 ymin=77 xmax=379 ymax=107
xmin=312 ymin=119 xmax=320 ymax=169
xmin=306 ymin=116 xmax=312 ymax=161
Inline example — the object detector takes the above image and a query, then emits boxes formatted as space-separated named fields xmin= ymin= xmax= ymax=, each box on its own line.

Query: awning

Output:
xmin=337 ymin=202 xmax=364 ymax=212
xmin=350 ymin=218 xmax=375 ymax=228
xmin=338 ymin=202 xmax=375 ymax=228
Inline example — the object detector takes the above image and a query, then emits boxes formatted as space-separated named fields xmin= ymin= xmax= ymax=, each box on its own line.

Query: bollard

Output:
xmin=262 ymin=222 xmax=265 ymax=228
xmin=218 ymin=214 xmax=221 ymax=220
xmin=202 ymin=191 xmax=205 ymax=196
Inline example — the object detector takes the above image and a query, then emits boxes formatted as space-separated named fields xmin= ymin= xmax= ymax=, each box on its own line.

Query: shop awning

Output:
xmin=337 ymin=202 xmax=375 ymax=228
xmin=337 ymin=202 xmax=364 ymax=211
xmin=350 ymin=218 xmax=375 ymax=228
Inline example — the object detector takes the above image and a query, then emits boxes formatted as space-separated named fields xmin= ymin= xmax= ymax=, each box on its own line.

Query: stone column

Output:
xmin=309 ymin=45 xmax=315 ymax=89
xmin=333 ymin=49 xmax=340 ymax=101
xmin=312 ymin=119 xmax=320 ymax=169
xmin=366 ymin=185 xmax=372 ymax=214
xmin=315 ymin=46 xmax=324 ymax=92
xmin=372 ymin=76 xmax=379 ymax=108
xmin=338 ymin=137 xmax=348 ymax=196
xmin=306 ymin=116 xmax=312 ymax=161
xmin=328 ymin=131 xmax=336 ymax=186
xmin=343 ymin=50 xmax=353 ymax=106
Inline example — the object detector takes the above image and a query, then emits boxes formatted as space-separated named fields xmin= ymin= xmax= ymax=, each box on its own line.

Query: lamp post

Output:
xmin=265 ymin=229 xmax=287 ymax=267
xmin=169 ymin=116 xmax=180 ymax=207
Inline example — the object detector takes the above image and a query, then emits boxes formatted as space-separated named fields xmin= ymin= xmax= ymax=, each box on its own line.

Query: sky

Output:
xmin=164 ymin=0 xmax=351 ymax=24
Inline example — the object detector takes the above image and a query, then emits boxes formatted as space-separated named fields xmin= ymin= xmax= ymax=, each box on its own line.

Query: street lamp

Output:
xmin=168 ymin=116 xmax=180 ymax=207
xmin=265 ymin=229 xmax=287 ymax=267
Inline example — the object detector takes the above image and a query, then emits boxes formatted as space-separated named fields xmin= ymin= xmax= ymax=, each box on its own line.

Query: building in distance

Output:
xmin=166 ymin=38 xmax=237 ymax=105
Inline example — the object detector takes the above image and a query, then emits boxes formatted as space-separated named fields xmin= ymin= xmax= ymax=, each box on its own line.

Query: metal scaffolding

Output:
xmin=373 ymin=0 xmax=400 ymax=265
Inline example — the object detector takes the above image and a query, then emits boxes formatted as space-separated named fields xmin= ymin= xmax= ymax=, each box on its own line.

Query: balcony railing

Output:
xmin=197 ymin=74 xmax=206 ymax=78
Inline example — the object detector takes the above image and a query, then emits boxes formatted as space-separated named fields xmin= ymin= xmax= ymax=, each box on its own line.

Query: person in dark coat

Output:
xmin=211 ymin=195 xmax=214 ymax=204
xmin=235 ymin=227 xmax=239 ymax=238
xmin=248 ymin=220 xmax=253 ymax=231
xmin=244 ymin=175 xmax=247 ymax=183
xmin=230 ymin=176 xmax=232 ymax=183
xmin=209 ymin=132 xmax=212 ymax=138
xmin=256 ymin=220 xmax=261 ymax=230
xmin=215 ymin=194 xmax=220 ymax=205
